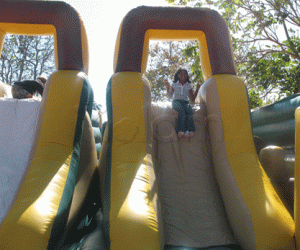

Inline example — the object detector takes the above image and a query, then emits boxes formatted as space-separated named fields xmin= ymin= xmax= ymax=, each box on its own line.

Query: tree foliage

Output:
xmin=146 ymin=41 xmax=203 ymax=101
xmin=0 ymin=35 xmax=55 ymax=85
xmin=166 ymin=0 xmax=300 ymax=108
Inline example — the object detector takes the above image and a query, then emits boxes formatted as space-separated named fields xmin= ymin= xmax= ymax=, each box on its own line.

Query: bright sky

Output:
xmin=64 ymin=0 xmax=171 ymax=112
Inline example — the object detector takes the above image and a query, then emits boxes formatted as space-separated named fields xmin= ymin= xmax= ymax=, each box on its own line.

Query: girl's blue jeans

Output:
xmin=172 ymin=99 xmax=195 ymax=133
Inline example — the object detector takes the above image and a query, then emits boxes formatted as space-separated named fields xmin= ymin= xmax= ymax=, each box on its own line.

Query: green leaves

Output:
xmin=0 ymin=35 xmax=55 ymax=84
xmin=248 ymin=88 xmax=263 ymax=108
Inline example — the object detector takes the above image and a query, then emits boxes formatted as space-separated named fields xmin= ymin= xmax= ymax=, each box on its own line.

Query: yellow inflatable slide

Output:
xmin=0 ymin=1 xmax=97 ymax=249
xmin=99 ymin=6 xmax=297 ymax=250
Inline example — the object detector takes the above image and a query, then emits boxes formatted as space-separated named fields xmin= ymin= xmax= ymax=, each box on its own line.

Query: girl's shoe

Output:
xmin=178 ymin=131 xmax=185 ymax=139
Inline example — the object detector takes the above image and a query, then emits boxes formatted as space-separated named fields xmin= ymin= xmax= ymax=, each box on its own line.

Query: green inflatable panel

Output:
xmin=251 ymin=93 xmax=300 ymax=146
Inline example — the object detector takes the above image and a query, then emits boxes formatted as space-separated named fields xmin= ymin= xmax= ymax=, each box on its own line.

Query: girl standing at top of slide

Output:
xmin=164 ymin=68 xmax=201 ymax=139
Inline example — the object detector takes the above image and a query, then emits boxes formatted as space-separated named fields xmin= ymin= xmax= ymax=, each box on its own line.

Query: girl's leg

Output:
xmin=185 ymin=103 xmax=195 ymax=132
xmin=172 ymin=100 xmax=186 ymax=133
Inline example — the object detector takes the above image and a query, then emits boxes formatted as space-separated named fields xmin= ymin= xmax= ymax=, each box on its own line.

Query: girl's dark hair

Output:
xmin=173 ymin=68 xmax=191 ymax=83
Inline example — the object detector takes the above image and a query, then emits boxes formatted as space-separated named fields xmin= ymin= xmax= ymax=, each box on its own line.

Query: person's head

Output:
xmin=11 ymin=84 xmax=32 ymax=99
xmin=37 ymin=76 xmax=47 ymax=87
xmin=12 ymin=80 xmax=44 ymax=99
xmin=174 ymin=68 xmax=191 ymax=83
xmin=23 ymin=80 xmax=44 ymax=96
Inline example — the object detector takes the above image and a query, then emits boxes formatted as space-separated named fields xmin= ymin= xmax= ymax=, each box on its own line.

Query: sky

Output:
xmin=63 ymin=0 xmax=171 ymax=113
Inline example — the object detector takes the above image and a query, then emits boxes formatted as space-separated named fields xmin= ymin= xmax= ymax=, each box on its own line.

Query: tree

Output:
xmin=146 ymin=41 xmax=203 ymax=101
xmin=166 ymin=0 xmax=300 ymax=108
xmin=242 ymin=51 xmax=300 ymax=103
xmin=0 ymin=35 xmax=55 ymax=85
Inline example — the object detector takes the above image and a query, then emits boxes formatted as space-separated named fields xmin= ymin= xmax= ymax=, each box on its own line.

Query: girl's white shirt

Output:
xmin=171 ymin=81 xmax=192 ymax=101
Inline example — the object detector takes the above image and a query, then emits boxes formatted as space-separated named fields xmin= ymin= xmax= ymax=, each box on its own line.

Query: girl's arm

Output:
xmin=189 ymin=80 xmax=201 ymax=102
xmin=164 ymin=79 xmax=174 ymax=98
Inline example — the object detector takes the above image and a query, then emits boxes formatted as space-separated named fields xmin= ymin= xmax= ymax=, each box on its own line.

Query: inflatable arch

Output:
xmin=0 ymin=1 xmax=97 ymax=249
xmin=100 ymin=6 xmax=297 ymax=250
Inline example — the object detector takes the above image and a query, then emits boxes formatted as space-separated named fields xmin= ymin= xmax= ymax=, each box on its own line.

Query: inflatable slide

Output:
xmin=0 ymin=1 xmax=98 ymax=249
xmin=99 ymin=6 xmax=298 ymax=250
